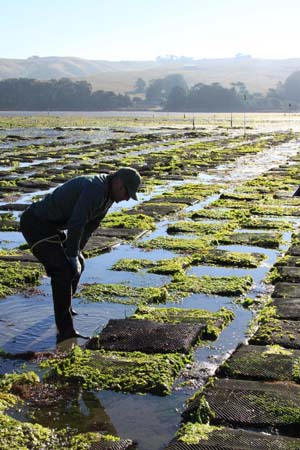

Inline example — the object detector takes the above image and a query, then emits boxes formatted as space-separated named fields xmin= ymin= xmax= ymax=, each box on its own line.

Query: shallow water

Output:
xmin=0 ymin=121 xmax=300 ymax=450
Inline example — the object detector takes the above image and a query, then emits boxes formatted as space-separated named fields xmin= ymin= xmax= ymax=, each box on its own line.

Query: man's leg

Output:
xmin=20 ymin=209 xmax=88 ymax=341
xmin=32 ymin=241 xmax=75 ymax=336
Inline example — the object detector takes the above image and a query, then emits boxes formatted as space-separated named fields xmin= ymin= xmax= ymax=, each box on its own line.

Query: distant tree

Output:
xmin=134 ymin=78 xmax=146 ymax=93
xmin=262 ymin=88 xmax=286 ymax=110
xmin=230 ymin=81 xmax=249 ymax=98
xmin=145 ymin=78 xmax=165 ymax=104
xmin=163 ymin=74 xmax=188 ymax=94
xmin=165 ymin=86 xmax=187 ymax=111
xmin=145 ymin=74 xmax=187 ymax=105
xmin=91 ymin=90 xmax=131 ymax=110
xmin=0 ymin=77 xmax=132 ymax=111
xmin=185 ymin=83 xmax=244 ymax=112
xmin=280 ymin=71 xmax=300 ymax=102
xmin=132 ymin=96 xmax=144 ymax=105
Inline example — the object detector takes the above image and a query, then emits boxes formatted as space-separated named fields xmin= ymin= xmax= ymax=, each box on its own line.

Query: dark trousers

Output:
xmin=20 ymin=207 xmax=78 ymax=334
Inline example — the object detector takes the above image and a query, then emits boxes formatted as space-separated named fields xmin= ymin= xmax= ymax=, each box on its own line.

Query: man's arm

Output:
xmin=64 ymin=184 xmax=105 ymax=256
xmin=79 ymin=217 xmax=101 ymax=250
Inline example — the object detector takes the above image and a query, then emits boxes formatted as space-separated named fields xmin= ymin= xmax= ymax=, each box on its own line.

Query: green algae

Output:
xmin=167 ymin=220 xmax=235 ymax=236
xmin=77 ymin=283 xmax=172 ymax=305
xmin=210 ymin=198 xmax=256 ymax=210
xmin=132 ymin=201 xmax=186 ymax=219
xmin=0 ymin=412 xmax=103 ymax=450
xmin=169 ymin=273 xmax=253 ymax=297
xmin=0 ymin=248 xmax=31 ymax=256
xmin=0 ymin=370 xmax=128 ymax=449
xmin=101 ymin=211 xmax=156 ymax=231
xmin=0 ymin=261 xmax=44 ymax=298
xmin=137 ymin=236 xmax=210 ymax=253
xmin=111 ymin=258 xmax=153 ymax=272
xmin=247 ymin=180 xmax=296 ymax=195
xmin=0 ymin=371 xmax=40 ymax=392
xmin=0 ymin=393 xmax=19 ymax=412
xmin=239 ymin=217 xmax=293 ymax=230
xmin=0 ymin=180 xmax=17 ymax=188
xmin=131 ymin=304 xmax=233 ymax=324
xmin=162 ymin=183 xmax=225 ymax=200
xmin=176 ymin=423 xmax=223 ymax=444
xmin=264 ymin=344 xmax=293 ymax=356
xmin=219 ymin=192 xmax=263 ymax=202
xmin=191 ymin=208 xmax=250 ymax=221
xmin=41 ymin=345 xmax=190 ymax=395
xmin=190 ymin=249 xmax=266 ymax=268
xmin=292 ymin=357 xmax=300 ymax=381
xmin=111 ymin=256 xmax=190 ymax=274
xmin=234 ymin=296 xmax=255 ymax=308
xmin=292 ymin=233 xmax=300 ymax=246
xmin=245 ymin=392 xmax=300 ymax=425
xmin=131 ymin=305 xmax=234 ymax=340
xmin=187 ymin=394 xmax=216 ymax=425
xmin=111 ymin=249 xmax=265 ymax=275
xmin=253 ymin=304 xmax=278 ymax=326
xmin=148 ymin=259 xmax=189 ymax=274
xmin=220 ymin=344 xmax=295 ymax=381
xmin=249 ymin=303 xmax=284 ymax=343
xmin=0 ymin=370 xmax=105 ymax=449
xmin=219 ymin=231 xmax=283 ymax=249
xmin=264 ymin=266 xmax=281 ymax=284
xmin=0 ymin=213 xmax=19 ymax=231
xmin=251 ymin=205 xmax=300 ymax=217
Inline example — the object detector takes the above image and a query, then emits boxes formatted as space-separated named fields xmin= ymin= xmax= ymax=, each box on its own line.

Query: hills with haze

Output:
xmin=1 ymin=55 xmax=300 ymax=94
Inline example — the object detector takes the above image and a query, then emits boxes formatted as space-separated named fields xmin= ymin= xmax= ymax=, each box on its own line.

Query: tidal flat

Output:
xmin=1 ymin=112 xmax=300 ymax=450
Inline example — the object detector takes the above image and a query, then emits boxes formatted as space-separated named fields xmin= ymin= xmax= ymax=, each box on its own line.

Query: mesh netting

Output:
xmin=89 ymin=439 xmax=136 ymax=450
xmin=164 ymin=428 xmax=300 ymax=450
xmin=83 ymin=236 xmax=120 ymax=255
xmin=275 ymin=255 xmax=299 ymax=267
xmin=217 ymin=344 xmax=298 ymax=381
xmin=87 ymin=319 xmax=205 ymax=353
xmin=250 ymin=319 xmax=300 ymax=349
xmin=184 ymin=378 xmax=300 ymax=429
xmin=0 ymin=254 xmax=38 ymax=263
xmin=287 ymin=245 xmax=300 ymax=256
xmin=93 ymin=227 xmax=145 ymax=239
xmin=272 ymin=298 xmax=300 ymax=320
xmin=149 ymin=196 xmax=198 ymax=205
xmin=129 ymin=202 xmax=185 ymax=218
xmin=276 ymin=267 xmax=300 ymax=283
xmin=272 ymin=282 xmax=300 ymax=299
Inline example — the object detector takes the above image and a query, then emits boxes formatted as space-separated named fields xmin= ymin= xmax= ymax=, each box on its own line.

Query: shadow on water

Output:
xmin=8 ymin=388 xmax=119 ymax=436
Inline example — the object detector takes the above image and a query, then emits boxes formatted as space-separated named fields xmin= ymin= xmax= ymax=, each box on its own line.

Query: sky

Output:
xmin=1 ymin=0 xmax=300 ymax=61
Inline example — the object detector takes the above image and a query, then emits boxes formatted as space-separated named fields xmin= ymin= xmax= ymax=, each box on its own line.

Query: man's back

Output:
xmin=31 ymin=174 xmax=110 ymax=228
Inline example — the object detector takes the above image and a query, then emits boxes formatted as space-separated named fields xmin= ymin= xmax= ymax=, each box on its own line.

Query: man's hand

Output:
xmin=68 ymin=256 xmax=82 ymax=278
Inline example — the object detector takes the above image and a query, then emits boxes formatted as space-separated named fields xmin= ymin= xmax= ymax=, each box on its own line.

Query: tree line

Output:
xmin=0 ymin=78 xmax=131 ymax=110
xmin=0 ymin=72 xmax=300 ymax=111
xmin=138 ymin=73 xmax=298 ymax=112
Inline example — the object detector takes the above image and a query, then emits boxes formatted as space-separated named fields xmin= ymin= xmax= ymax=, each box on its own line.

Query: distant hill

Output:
xmin=1 ymin=55 xmax=300 ymax=94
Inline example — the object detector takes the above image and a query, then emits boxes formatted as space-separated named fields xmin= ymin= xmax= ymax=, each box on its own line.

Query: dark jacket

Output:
xmin=31 ymin=174 xmax=113 ymax=256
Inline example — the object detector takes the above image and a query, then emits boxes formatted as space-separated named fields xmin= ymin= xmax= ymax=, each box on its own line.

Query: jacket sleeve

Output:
xmin=64 ymin=184 xmax=105 ymax=256
xmin=79 ymin=217 xmax=101 ymax=250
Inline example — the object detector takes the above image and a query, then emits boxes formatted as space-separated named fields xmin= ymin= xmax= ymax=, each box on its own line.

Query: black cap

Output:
xmin=115 ymin=167 xmax=141 ymax=200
